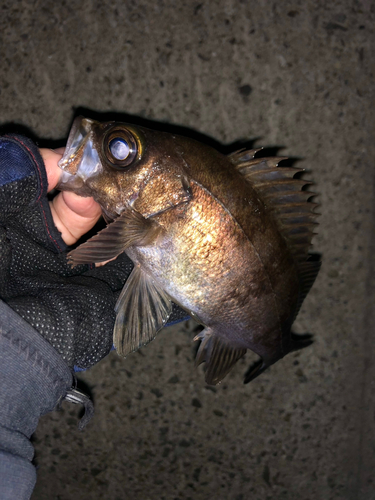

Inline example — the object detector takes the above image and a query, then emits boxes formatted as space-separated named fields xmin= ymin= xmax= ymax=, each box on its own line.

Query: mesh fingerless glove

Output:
xmin=0 ymin=134 xmax=185 ymax=370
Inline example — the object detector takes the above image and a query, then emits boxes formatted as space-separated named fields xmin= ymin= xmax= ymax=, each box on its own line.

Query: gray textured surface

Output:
xmin=1 ymin=1 xmax=374 ymax=499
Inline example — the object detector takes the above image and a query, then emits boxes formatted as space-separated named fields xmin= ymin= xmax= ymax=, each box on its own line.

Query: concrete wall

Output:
xmin=1 ymin=1 xmax=374 ymax=499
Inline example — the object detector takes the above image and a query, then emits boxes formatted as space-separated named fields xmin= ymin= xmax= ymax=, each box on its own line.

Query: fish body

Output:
xmin=58 ymin=117 xmax=320 ymax=384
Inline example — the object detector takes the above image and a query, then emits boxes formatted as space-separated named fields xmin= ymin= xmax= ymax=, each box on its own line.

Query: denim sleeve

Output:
xmin=0 ymin=135 xmax=48 ymax=222
xmin=0 ymin=300 xmax=73 ymax=500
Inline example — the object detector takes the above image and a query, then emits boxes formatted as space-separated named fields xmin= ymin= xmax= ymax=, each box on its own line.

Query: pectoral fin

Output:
xmin=67 ymin=208 xmax=163 ymax=266
xmin=194 ymin=329 xmax=246 ymax=385
xmin=114 ymin=265 xmax=172 ymax=356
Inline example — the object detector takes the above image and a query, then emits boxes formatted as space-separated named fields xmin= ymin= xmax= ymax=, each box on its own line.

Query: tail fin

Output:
xmin=243 ymin=358 xmax=269 ymax=384
xmin=243 ymin=332 xmax=313 ymax=384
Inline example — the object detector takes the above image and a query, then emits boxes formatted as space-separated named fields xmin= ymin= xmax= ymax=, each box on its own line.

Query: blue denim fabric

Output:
xmin=0 ymin=140 xmax=36 ymax=186
xmin=0 ymin=300 xmax=73 ymax=500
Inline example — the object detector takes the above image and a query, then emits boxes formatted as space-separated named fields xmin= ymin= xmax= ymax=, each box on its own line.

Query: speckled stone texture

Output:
xmin=1 ymin=1 xmax=374 ymax=499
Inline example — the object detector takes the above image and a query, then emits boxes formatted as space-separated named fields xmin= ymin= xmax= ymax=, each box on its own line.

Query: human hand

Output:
xmin=0 ymin=136 xmax=186 ymax=371
xmin=0 ymin=136 xmax=133 ymax=370
xmin=40 ymin=148 xmax=102 ymax=245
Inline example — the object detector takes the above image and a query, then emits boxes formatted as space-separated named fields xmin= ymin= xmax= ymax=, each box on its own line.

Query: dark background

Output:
xmin=1 ymin=1 xmax=374 ymax=499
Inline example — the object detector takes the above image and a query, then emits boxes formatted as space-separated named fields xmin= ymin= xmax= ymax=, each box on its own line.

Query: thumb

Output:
xmin=50 ymin=191 xmax=102 ymax=246
xmin=40 ymin=148 xmax=102 ymax=245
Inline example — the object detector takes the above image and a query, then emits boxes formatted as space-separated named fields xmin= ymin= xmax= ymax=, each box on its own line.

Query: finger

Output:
xmin=40 ymin=148 xmax=63 ymax=192
xmin=50 ymin=191 xmax=102 ymax=246
xmin=54 ymin=147 xmax=66 ymax=155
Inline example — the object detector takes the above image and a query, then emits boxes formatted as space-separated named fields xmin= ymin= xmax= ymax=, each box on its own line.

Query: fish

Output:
xmin=57 ymin=117 xmax=320 ymax=385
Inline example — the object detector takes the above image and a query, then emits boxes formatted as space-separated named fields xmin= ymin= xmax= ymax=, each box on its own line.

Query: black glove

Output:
xmin=0 ymin=134 xmax=136 ymax=369
xmin=0 ymin=134 xmax=185 ymax=370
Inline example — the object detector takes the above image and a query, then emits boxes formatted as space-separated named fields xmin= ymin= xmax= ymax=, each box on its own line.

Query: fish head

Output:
xmin=57 ymin=117 xmax=191 ymax=219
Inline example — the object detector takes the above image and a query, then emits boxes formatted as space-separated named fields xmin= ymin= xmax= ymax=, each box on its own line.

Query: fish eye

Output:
xmin=109 ymin=138 xmax=130 ymax=160
xmin=104 ymin=128 xmax=139 ymax=168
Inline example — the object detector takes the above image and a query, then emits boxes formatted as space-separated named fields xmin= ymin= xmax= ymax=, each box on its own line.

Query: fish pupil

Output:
xmin=109 ymin=138 xmax=130 ymax=160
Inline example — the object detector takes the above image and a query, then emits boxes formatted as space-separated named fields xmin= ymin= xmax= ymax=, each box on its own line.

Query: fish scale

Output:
xmin=57 ymin=117 xmax=320 ymax=385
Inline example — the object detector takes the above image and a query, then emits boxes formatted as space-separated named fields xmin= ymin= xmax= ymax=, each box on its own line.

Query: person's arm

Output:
xmin=0 ymin=136 xmax=106 ymax=500
xmin=0 ymin=136 xmax=74 ymax=499
xmin=0 ymin=134 xmax=187 ymax=500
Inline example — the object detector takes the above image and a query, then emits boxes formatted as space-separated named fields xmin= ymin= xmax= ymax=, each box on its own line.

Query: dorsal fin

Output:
xmin=229 ymin=150 xmax=319 ymax=263
xmin=293 ymin=259 xmax=321 ymax=319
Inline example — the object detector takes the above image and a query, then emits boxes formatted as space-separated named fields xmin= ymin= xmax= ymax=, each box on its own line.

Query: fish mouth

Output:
xmin=57 ymin=116 xmax=102 ymax=187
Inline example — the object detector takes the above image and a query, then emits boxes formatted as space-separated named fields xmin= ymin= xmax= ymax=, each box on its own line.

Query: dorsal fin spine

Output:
xmin=230 ymin=150 xmax=319 ymax=264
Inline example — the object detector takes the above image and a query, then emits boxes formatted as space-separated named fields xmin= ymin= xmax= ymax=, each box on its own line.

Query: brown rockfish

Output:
xmin=57 ymin=117 xmax=320 ymax=385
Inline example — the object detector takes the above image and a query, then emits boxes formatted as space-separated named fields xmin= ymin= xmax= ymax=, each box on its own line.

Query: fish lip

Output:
xmin=58 ymin=116 xmax=94 ymax=174
xmin=57 ymin=117 xmax=102 ymax=186
xmin=65 ymin=116 xmax=84 ymax=153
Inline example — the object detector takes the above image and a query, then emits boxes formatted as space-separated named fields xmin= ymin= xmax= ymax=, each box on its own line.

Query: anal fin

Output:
xmin=114 ymin=265 xmax=172 ymax=356
xmin=194 ymin=329 xmax=246 ymax=385
xmin=67 ymin=207 xmax=163 ymax=266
